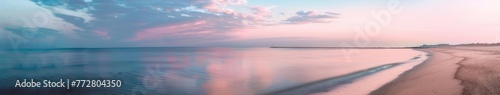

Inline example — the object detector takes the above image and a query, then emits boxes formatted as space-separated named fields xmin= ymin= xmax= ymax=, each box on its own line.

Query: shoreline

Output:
xmin=371 ymin=46 xmax=500 ymax=95
xmin=370 ymin=47 xmax=464 ymax=95
xmin=266 ymin=60 xmax=421 ymax=95
xmin=263 ymin=49 xmax=428 ymax=95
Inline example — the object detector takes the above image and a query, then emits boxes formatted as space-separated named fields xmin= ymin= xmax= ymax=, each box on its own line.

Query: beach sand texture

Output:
xmin=371 ymin=46 xmax=500 ymax=95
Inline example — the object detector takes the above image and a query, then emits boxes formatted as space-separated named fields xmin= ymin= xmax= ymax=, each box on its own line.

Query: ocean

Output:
xmin=0 ymin=47 xmax=428 ymax=95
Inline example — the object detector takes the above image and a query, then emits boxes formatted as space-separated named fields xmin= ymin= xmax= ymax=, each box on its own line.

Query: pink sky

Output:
xmin=1 ymin=0 xmax=499 ymax=47
xmin=228 ymin=0 xmax=500 ymax=46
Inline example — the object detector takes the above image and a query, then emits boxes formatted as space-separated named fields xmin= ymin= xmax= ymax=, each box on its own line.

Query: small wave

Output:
xmin=265 ymin=54 xmax=426 ymax=95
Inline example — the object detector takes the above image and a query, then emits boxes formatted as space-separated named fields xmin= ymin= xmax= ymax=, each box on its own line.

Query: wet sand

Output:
xmin=371 ymin=46 xmax=500 ymax=95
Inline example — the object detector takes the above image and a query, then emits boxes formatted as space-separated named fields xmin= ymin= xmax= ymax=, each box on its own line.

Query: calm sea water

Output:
xmin=0 ymin=48 xmax=426 ymax=95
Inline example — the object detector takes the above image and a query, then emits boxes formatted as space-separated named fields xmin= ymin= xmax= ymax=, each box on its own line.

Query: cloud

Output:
xmin=1 ymin=0 xmax=340 ymax=47
xmin=250 ymin=6 xmax=274 ymax=17
xmin=194 ymin=0 xmax=276 ymax=25
xmin=200 ymin=0 xmax=248 ymax=16
xmin=283 ymin=10 xmax=339 ymax=24
xmin=0 ymin=0 xmax=94 ymax=38
xmin=247 ymin=6 xmax=276 ymax=23
xmin=84 ymin=0 xmax=93 ymax=3
xmin=131 ymin=20 xmax=208 ymax=41
xmin=47 ymin=6 xmax=95 ymax=23
xmin=90 ymin=0 xmax=275 ymax=45
xmin=93 ymin=30 xmax=111 ymax=40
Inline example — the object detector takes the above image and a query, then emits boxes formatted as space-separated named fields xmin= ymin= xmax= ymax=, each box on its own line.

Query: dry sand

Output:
xmin=371 ymin=46 xmax=500 ymax=95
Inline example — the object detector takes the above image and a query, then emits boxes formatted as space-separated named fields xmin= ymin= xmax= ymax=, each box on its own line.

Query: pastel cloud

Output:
xmin=131 ymin=21 xmax=208 ymax=41
xmin=47 ymin=6 xmax=95 ymax=23
xmin=283 ymin=11 xmax=340 ymax=24
xmin=114 ymin=0 xmax=278 ymax=45
xmin=201 ymin=0 xmax=248 ymax=16
xmin=0 ymin=0 xmax=94 ymax=38
xmin=93 ymin=30 xmax=111 ymax=40
xmin=247 ymin=6 xmax=276 ymax=24
xmin=1 ymin=0 xmax=283 ymax=47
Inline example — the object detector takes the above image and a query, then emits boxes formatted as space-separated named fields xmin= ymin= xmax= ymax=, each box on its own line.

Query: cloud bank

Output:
xmin=1 ymin=0 xmax=342 ymax=48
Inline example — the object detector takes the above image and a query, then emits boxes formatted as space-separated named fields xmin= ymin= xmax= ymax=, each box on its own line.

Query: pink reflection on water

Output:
xmin=201 ymin=48 xmax=423 ymax=95
xmin=202 ymin=48 xmax=255 ymax=95
xmin=138 ymin=48 xmax=423 ymax=94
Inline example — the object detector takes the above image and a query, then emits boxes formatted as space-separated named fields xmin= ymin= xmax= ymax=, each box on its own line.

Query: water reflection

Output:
xmin=0 ymin=48 xmax=422 ymax=95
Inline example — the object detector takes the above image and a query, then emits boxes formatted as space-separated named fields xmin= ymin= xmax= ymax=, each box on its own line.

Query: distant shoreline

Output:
xmin=269 ymin=46 xmax=417 ymax=49
xmin=370 ymin=45 xmax=500 ymax=95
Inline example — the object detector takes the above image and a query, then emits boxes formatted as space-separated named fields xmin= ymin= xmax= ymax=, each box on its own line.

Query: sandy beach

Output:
xmin=371 ymin=46 xmax=500 ymax=95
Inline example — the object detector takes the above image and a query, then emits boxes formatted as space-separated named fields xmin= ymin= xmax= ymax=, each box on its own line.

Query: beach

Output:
xmin=371 ymin=46 xmax=500 ymax=95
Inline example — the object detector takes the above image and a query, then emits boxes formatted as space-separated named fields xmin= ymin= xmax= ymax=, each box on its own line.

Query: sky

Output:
xmin=0 ymin=0 xmax=499 ymax=48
